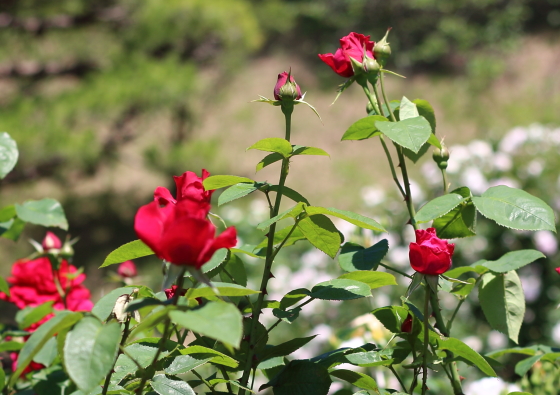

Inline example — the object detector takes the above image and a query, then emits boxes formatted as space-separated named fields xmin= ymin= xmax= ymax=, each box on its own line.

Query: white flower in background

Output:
xmin=387 ymin=246 xmax=410 ymax=268
xmin=549 ymin=127 xmax=560 ymax=145
xmin=464 ymin=377 xmax=521 ymax=395
xmin=461 ymin=166 xmax=488 ymax=194
xmin=361 ymin=185 xmax=386 ymax=207
xmin=447 ymin=144 xmax=470 ymax=174
xmin=409 ymin=179 xmax=425 ymax=204
xmin=552 ymin=322 xmax=560 ymax=343
xmin=488 ymin=177 xmax=519 ymax=189
xmin=499 ymin=127 xmax=528 ymax=154
xmin=469 ymin=140 xmax=493 ymax=161
xmin=526 ymin=159 xmax=544 ymax=177
xmin=532 ymin=230 xmax=558 ymax=255
xmin=421 ymin=161 xmax=441 ymax=187
xmin=462 ymin=336 xmax=483 ymax=352
xmin=221 ymin=206 xmax=243 ymax=224
xmin=492 ymin=152 xmax=512 ymax=172
xmin=333 ymin=218 xmax=357 ymax=242
xmin=487 ymin=331 xmax=508 ymax=350
xmin=519 ymin=268 xmax=541 ymax=303
xmin=527 ymin=123 xmax=545 ymax=142
xmin=247 ymin=198 xmax=269 ymax=225
xmin=301 ymin=248 xmax=328 ymax=268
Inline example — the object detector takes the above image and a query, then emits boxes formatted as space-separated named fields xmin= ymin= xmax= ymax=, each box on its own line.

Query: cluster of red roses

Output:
xmin=134 ymin=170 xmax=237 ymax=268
xmin=0 ymin=232 xmax=93 ymax=372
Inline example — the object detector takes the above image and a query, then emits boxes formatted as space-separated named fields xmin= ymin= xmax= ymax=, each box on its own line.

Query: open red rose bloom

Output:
xmin=409 ymin=228 xmax=454 ymax=275
xmin=135 ymin=170 xmax=237 ymax=268
xmin=318 ymin=32 xmax=375 ymax=78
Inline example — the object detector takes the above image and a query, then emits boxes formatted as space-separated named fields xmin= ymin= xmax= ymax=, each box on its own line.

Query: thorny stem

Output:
xmin=239 ymin=107 xmax=293 ymax=394
xmin=135 ymin=267 xmax=187 ymax=394
xmin=379 ymin=71 xmax=417 ymax=230
xmin=102 ymin=317 xmax=132 ymax=395
xmin=388 ymin=365 xmax=408 ymax=393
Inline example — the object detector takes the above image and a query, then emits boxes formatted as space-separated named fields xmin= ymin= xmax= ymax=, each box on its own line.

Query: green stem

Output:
xmin=442 ymin=168 xmax=449 ymax=194
xmin=379 ymin=261 xmax=412 ymax=279
xmin=446 ymin=298 xmax=465 ymax=334
xmin=388 ymin=365 xmax=408 ymax=393
xmin=421 ymin=284 xmax=431 ymax=395
xmin=239 ymin=107 xmax=293 ymax=394
xmin=192 ymin=369 xmax=217 ymax=394
xmin=270 ymin=221 xmax=299 ymax=262
xmin=379 ymin=71 xmax=417 ymax=230
xmin=102 ymin=317 xmax=132 ymax=395
xmin=135 ymin=267 xmax=187 ymax=394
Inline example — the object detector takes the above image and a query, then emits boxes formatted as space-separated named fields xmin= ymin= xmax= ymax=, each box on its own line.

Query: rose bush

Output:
xmin=318 ymin=32 xmax=375 ymax=77
xmin=409 ymin=228 xmax=455 ymax=275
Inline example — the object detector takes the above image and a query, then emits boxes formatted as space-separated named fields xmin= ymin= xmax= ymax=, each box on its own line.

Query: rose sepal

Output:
xmin=253 ymin=93 xmax=322 ymax=121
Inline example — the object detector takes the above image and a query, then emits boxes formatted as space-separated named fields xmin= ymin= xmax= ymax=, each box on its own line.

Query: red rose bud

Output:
xmin=135 ymin=196 xmax=237 ymax=268
xmin=274 ymin=71 xmax=302 ymax=101
xmin=373 ymin=28 xmax=392 ymax=67
xmin=117 ymin=260 xmax=137 ymax=278
xmin=555 ymin=267 xmax=560 ymax=275
xmin=164 ymin=285 xmax=187 ymax=300
xmin=318 ymin=32 xmax=375 ymax=78
xmin=42 ymin=231 xmax=62 ymax=251
xmin=409 ymin=228 xmax=454 ymax=275
xmin=154 ymin=169 xmax=213 ymax=206
xmin=401 ymin=313 xmax=413 ymax=333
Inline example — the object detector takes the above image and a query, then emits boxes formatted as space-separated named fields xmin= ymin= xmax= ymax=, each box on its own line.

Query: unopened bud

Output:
xmin=400 ymin=313 xmax=413 ymax=333
xmin=432 ymin=144 xmax=450 ymax=170
xmin=366 ymin=101 xmax=374 ymax=114
xmin=374 ymin=28 xmax=392 ymax=67
xmin=42 ymin=231 xmax=62 ymax=252
xmin=59 ymin=240 xmax=74 ymax=259
xmin=274 ymin=71 xmax=302 ymax=101
xmin=117 ymin=260 xmax=137 ymax=279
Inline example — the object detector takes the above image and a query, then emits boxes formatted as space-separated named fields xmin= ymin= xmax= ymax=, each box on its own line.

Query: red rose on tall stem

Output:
xmin=154 ymin=169 xmax=213 ymax=206
xmin=135 ymin=197 xmax=236 ymax=268
xmin=318 ymin=32 xmax=375 ymax=78
xmin=274 ymin=71 xmax=302 ymax=101
xmin=409 ymin=228 xmax=454 ymax=275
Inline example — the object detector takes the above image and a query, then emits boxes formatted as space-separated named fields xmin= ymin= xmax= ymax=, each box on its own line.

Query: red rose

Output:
xmin=117 ymin=260 xmax=137 ymax=278
xmin=154 ymin=169 xmax=213 ymax=206
xmin=0 ymin=256 xmax=93 ymax=313
xmin=134 ymin=198 xmax=237 ymax=268
xmin=42 ymin=231 xmax=62 ymax=251
xmin=400 ymin=313 xmax=413 ymax=333
xmin=555 ymin=267 xmax=560 ymax=275
xmin=318 ymin=32 xmax=375 ymax=78
xmin=409 ymin=228 xmax=454 ymax=275
xmin=274 ymin=71 xmax=302 ymax=101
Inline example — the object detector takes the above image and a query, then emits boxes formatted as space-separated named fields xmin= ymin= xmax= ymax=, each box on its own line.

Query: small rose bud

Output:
xmin=433 ymin=144 xmax=450 ymax=170
xmin=59 ymin=240 xmax=74 ymax=259
xmin=363 ymin=55 xmax=380 ymax=75
xmin=374 ymin=28 xmax=392 ymax=67
xmin=274 ymin=71 xmax=302 ymax=101
xmin=555 ymin=267 xmax=560 ymax=275
xmin=401 ymin=313 xmax=413 ymax=333
xmin=366 ymin=101 xmax=374 ymax=114
xmin=117 ymin=260 xmax=137 ymax=278
xmin=42 ymin=231 xmax=62 ymax=252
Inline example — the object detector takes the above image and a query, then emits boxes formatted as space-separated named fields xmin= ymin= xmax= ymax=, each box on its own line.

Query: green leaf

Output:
xmin=91 ymin=287 xmax=135 ymax=321
xmin=398 ymin=96 xmax=419 ymax=120
xmin=260 ymin=360 xmax=331 ymax=395
xmin=414 ymin=99 xmax=437 ymax=133
xmin=201 ymin=248 xmax=230 ymax=276
xmin=0 ymin=276 xmax=10 ymax=297
xmin=203 ymin=175 xmax=254 ymax=190
xmin=218 ymin=183 xmax=258 ymax=206
xmin=1 ymin=217 xmax=25 ymax=241
xmin=170 ymin=302 xmax=242 ymax=348
xmin=16 ymin=301 xmax=54 ymax=330
xmin=180 ymin=345 xmax=239 ymax=368
xmin=310 ymin=279 xmax=371 ymax=300
xmin=292 ymin=145 xmax=329 ymax=156
xmin=297 ymin=214 xmax=341 ymax=258
xmin=268 ymin=185 xmax=310 ymax=205
xmin=415 ymin=194 xmax=467 ymax=223
xmin=280 ymin=288 xmax=310 ymax=310
xmin=375 ymin=116 xmax=432 ymax=153
xmin=272 ymin=307 xmax=301 ymax=323
xmin=100 ymin=240 xmax=154 ymax=268
xmin=257 ymin=202 xmax=306 ymax=231
xmin=338 ymin=240 xmax=389 ymax=272
xmin=185 ymin=283 xmax=259 ymax=299
xmin=151 ymin=374 xmax=195 ymax=395
xmin=261 ymin=336 xmax=316 ymax=361
xmin=341 ymin=115 xmax=388 ymax=141
xmin=15 ymin=198 xmax=68 ymax=230
xmin=481 ymin=250 xmax=545 ymax=273
xmin=472 ymin=185 xmax=556 ymax=232
xmin=451 ymin=278 xmax=477 ymax=297
xmin=438 ymin=337 xmax=496 ymax=376
xmin=32 ymin=336 xmax=58 ymax=367
xmin=255 ymin=225 xmax=306 ymax=251
xmin=220 ymin=254 xmax=247 ymax=286
xmin=247 ymin=138 xmax=292 ymax=158
xmin=64 ymin=317 xmax=122 ymax=393
xmin=479 ymin=271 xmax=525 ymax=343
xmin=515 ymin=354 xmax=543 ymax=377
xmin=306 ymin=206 xmax=386 ymax=232
xmin=371 ymin=306 xmax=408 ymax=333
xmin=0 ymin=132 xmax=18 ymax=179
xmin=345 ymin=351 xmax=392 ymax=367
xmin=256 ymin=153 xmax=283 ymax=172
xmin=0 ymin=205 xmax=16 ymax=222
xmin=338 ymin=271 xmax=397 ymax=289
xmin=164 ymin=354 xmax=212 ymax=375
xmin=0 ymin=341 xmax=23 ymax=352
xmin=330 ymin=369 xmax=378 ymax=391
xmin=10 ymin=311 xmax=82 ymax=386
xmin=433 ymin=187 xmax=476 ymax=239
xmin=0 ymin=367 xmax=4 ymax=392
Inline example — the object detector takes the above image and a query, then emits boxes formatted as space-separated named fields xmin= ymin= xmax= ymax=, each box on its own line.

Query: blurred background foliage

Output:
xmin=0 ymin=1 xmax=560 ymax=390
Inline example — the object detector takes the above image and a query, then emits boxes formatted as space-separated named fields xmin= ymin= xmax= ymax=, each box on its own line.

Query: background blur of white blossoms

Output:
xmin=218 ymin=123 xmax=560 ymax=393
